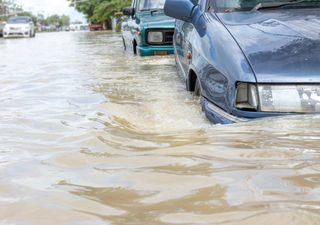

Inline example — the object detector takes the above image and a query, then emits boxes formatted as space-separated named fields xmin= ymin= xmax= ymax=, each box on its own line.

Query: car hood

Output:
xmin=217 ymin=9 xmax=320 ymax=83
xmin=137 ymin=11 xmax=175 ymax=29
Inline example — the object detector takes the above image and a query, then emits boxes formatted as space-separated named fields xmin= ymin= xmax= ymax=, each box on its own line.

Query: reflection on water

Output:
xmin=0 ymin=32 xmax=319 ymax=225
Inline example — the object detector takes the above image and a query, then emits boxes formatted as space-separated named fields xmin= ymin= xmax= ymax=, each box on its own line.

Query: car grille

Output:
xmin=10 ymin=27 xmax=21 ymax=31
xmin=164 ymin=30 xmax=174 ymax=44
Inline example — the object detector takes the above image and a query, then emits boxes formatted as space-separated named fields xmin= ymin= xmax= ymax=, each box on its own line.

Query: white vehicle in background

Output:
xmin=3 ymin=16 xmax=36 ymax=38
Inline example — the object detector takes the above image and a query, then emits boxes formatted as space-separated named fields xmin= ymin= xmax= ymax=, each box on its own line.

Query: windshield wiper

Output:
xmin=252 ymin=0 xmax=306 ymax=11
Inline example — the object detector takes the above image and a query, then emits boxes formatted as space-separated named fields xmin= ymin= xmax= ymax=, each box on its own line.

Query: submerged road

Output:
xmin=0 ymin=32 xmax=320 ymax=225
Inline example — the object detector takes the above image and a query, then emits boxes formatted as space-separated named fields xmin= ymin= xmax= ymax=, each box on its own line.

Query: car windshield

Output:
xmin=215 ymin=0 xmax=320 ymax=11
xmin=138 ymin=0 xmax=166 ymax=11
xmin=8 ymin=17 xmax=30 ymax=24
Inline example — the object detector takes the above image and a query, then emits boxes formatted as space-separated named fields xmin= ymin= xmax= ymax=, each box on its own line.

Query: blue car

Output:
xmin=164 ymin=0 xmax=320 ymax=124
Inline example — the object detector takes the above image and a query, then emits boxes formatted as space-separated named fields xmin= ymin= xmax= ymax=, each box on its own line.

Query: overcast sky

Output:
xmin=16 ymin=0 xmax=85 ymax=22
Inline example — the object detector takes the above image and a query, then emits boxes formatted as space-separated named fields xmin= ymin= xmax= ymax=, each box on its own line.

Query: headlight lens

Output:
xmin=235 ymin=83 xmax=258 ymax=111
xmin=258 ymin=85 xmax=320 ymax=113
xmin=148 ymin=31 xmax=163 ymax=43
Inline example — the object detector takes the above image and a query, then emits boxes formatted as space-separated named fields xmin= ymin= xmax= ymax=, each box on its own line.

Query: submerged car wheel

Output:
xmin=194 ymin=78 xmax=202 ymax=97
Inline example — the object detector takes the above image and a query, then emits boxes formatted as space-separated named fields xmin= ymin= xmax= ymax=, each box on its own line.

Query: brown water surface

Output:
xmin=0 ymin=32 xmax=319 ymax=225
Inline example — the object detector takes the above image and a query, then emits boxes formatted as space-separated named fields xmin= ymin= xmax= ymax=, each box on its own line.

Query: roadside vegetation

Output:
xmin=0 ymin=0 xmax=70 ymax=30
xmin=68 ymin=0 xmax=132 ymax=29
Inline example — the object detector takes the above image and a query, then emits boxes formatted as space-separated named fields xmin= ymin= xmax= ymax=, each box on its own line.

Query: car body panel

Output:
xmin=168 ymin=0 xmax=320 ymax=124
xmin=122 ymin=7 xmax=175 ymax=56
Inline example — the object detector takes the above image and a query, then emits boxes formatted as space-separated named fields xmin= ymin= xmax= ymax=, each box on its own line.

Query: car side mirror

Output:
xmin=123 ymin=7 xmax=135 ymax=16
xmin=164 ymin=0 xmax=206 ymax=36
xmin=164 ymin=0 xmax=197 ymax=22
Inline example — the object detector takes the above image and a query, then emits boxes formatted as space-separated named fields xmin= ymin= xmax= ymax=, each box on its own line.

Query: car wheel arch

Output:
xmin=188 ymin=70 xmax=197 ymax=92
xmin=187 ymin=68 xmax=200 ymax=92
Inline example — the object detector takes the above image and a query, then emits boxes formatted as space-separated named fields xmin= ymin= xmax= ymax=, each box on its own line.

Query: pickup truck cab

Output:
xmin=122 ymin=0 xmax=175 ymax=56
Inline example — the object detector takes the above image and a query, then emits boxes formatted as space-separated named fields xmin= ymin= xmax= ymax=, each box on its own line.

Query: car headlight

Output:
xmin=235 ymin=83 xmax=258 ymax=111
xmin=147 ymin=31 xmax=163 ymax=44
xmin=24 ymin=26 xmax=30 ymax=31
xmin=258 ymin=85 xmax=320 ymax=113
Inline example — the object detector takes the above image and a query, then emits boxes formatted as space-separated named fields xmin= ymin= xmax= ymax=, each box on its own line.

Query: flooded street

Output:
xmin=0 ymin=32 xmax=320 ymax=225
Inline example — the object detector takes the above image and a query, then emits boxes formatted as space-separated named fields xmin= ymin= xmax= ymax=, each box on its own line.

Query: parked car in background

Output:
xmin=122 ymin=0 xmax=175 ymax=56
xmin=89 ymin=22 xmax=103 ymax=31
xmin=0 ymin=22 xmax=6 ymax=37
xmin=165 ymin=0 xmax=320 ymax=124
xmin=3 ymin=16 xmax=35 ymax=38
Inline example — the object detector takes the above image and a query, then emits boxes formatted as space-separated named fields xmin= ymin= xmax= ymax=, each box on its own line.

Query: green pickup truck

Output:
xmin=122 ymin=0 xmax=175 ymax=57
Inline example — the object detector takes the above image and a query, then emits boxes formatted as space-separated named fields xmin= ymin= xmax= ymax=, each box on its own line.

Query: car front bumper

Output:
xmin=3 ymin=31 xmax=30 ymax=38
xmin=202 ymin=98 xmax=287 ymax=124
xmin=137 ymin=45 xmax=174 ymax=57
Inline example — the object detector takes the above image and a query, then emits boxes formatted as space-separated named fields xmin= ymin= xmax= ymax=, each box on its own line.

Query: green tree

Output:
xmin=68 ymin=0 xmax=102 ymax=21
xmin=91 ymin=0 xmax=130 ymax=22
xmin=46 ymin=14 xmax=60 ymax=26
xmin=68 ymin=0 xmax=132 ymax=23
xmin=59 ymin=15 xmax=70 ymax=26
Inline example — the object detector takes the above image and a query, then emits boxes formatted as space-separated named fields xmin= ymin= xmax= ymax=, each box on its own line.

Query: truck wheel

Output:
xmin=133 ymin=40 xmax=137 ymax=55
xmin=122 ymin=37 xmax=126 ymax=50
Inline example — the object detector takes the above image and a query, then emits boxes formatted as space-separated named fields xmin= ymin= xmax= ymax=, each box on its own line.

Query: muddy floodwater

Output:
xmin=0 ymin=32 xmax=320 ymax=225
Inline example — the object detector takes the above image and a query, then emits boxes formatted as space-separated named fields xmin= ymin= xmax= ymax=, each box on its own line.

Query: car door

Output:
xmin=175 ymin=19 xmax=194 ymax=79
xmin=175 ymin=0 xmax=206 ymax=79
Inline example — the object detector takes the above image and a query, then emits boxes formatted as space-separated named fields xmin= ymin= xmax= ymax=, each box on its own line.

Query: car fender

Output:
xmin=188 ymin=13 xmax=257 ymax=112
xmin=187 ymin=63 xmax=201 ymax=92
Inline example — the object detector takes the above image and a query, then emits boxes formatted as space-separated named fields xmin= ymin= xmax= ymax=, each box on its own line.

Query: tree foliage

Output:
xmin=44 ymin=14 xmax=70 ymax=27
xmin=68 ymin=0 xmax=132 ymax=22
xmin=1 ymin=0 xmax=70 ymax=27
